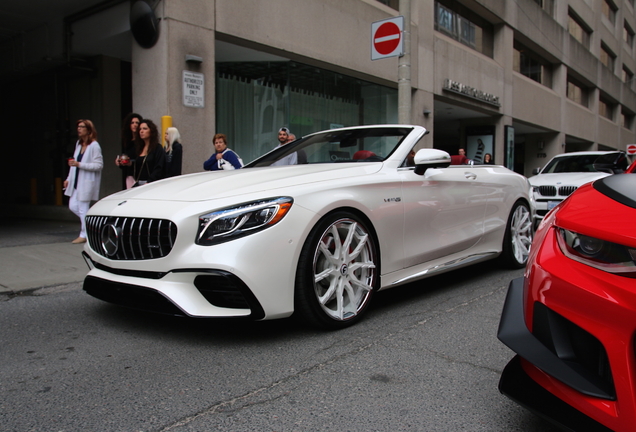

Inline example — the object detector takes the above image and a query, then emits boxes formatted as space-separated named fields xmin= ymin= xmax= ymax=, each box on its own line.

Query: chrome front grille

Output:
xmin=86 ymin=216 xmax=177 ymax=260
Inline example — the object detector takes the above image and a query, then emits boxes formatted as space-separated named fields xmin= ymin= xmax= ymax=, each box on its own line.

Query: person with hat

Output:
xmin=271 ymin=127 xmax=298 ymax=166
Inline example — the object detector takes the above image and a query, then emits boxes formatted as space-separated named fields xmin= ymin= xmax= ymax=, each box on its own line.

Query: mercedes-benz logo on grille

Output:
xmin=100 ymin=224 xmax=121 ymax=257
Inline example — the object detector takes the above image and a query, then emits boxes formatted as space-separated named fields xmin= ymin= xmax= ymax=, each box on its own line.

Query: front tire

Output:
xmin=500 ymin=201 xmax=533 ymax=269
xmin=295 ymin=212 xmax=379 ymax=330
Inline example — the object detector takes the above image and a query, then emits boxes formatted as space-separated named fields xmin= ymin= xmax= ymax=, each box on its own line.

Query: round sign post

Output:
xmin=371 ymin=16 xmax=404 ymax=60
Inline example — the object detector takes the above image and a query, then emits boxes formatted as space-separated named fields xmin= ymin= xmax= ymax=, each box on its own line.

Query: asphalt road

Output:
xmin=0 ymin=252 xmax=561 ymax=431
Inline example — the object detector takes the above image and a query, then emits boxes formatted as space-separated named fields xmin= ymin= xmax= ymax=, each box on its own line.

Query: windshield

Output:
xmin=247 ymin=127 xmax=413 ymax=167
xmin=541 ymin=153 xmax=616 ymax=174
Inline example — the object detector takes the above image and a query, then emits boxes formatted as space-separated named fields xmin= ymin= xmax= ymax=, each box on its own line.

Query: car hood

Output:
xmin=100 ymin=163 xmax=383 ymax=202
xmin=528 ymin=172 xmax=610 ymax=187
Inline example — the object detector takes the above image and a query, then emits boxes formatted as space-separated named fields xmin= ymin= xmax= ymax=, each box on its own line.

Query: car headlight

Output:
xmin=196 ymin=197 xmax=293 ymax=246
xmin=557 ymin=228 xmax=636 ymax=277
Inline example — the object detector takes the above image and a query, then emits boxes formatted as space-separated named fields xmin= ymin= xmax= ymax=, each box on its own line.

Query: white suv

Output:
xmin=529 ymin=151 xmax=627 ymax=227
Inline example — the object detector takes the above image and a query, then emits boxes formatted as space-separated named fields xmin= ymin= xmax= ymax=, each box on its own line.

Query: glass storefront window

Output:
xmin=216 ymin=61 xmax=397 ymax=164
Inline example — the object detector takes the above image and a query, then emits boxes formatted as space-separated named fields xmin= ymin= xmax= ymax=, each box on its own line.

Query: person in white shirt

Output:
xmin=64 ymin=119 xmax=103 ymax=244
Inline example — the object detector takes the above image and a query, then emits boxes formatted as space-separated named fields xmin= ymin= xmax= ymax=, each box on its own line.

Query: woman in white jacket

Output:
xmin=64 ymin=119 xmax=103 ymax=244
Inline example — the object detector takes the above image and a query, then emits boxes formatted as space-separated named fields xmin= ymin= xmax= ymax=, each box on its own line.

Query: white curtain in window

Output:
xmin=216 ymin=75 xmax=257 ymax=163
xmin=217 ymin=75 xmax=360 ymax=164
xmin=290 ymin=90 xmax=358 ymax=133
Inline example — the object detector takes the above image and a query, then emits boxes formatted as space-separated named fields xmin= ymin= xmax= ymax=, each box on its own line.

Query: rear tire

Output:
xmin=295 ymin=212 xmax=379 ymax=330
xmin=500 ymin=201 xmax=533 ymax=269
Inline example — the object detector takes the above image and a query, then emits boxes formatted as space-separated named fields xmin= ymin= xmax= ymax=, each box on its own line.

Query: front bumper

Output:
xmin=80 ymin=209 xmax=308 ymax=320
xmin=82 ymin=254 xmax=265 ymax=319
xmin=498 ymin=278 xmax=614 ymax=431
xmin=498 ymin=231 xmax=636 ymax=432
xmin=499 ymin=355 xmax=612 ymax=432
xmin=532 ymin=197 xmax=562 ymax=224
xmin=498 ymin=277 xmax=614 ymax=400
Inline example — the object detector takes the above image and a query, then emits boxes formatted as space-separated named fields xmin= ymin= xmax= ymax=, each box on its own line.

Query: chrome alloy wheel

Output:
xmin=509 ymin=204 xmax=532 ymax=265
xmin=312 ymin=218 xmax=377 ymax=321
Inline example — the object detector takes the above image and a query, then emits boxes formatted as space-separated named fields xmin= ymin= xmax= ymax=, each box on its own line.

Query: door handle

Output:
xmin=464 ymin=172 xmax=477 ymax=180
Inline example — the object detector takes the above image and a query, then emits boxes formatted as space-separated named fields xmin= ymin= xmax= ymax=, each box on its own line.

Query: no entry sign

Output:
xmin=371 ymin=16 xmax=404 ymax=60
xmin=627 ymin=144 xmax=636 ymax=155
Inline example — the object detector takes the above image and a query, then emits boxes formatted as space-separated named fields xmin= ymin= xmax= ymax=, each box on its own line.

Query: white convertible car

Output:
xmin=82 ymin=125 xmax=533 ymax=329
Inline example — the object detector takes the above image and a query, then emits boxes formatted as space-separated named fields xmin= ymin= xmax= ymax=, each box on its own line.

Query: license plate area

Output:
xmin=547 ymin=201 xmax=560 ymax=210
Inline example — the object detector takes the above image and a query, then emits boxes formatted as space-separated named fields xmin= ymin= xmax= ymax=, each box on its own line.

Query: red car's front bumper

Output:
xmin=498 ymin=187 xmax=636 ymax=432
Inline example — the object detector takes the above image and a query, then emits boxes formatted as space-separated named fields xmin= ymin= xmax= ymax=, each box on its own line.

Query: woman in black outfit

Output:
xmin=116 ymin=113 xmax=142 ymax=189
xmin=133 ymin=119 xmax=165 ymax=186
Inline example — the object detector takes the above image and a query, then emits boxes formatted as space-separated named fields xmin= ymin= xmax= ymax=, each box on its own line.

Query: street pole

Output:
xmin=398 ymin=0 xmax=411 ymax=124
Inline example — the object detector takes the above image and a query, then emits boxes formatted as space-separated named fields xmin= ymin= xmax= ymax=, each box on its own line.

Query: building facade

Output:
xmin=1 ymin=0 xmax=635 ymax=208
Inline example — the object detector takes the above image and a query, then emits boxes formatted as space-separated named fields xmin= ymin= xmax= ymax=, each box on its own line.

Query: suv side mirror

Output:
xmin=532 ymin=167 xmax=541 ymax=175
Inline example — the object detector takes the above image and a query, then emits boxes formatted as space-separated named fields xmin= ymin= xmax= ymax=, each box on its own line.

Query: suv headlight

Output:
xmin=196 ymin=197 xmax=293 ymax=246
xmin=557 ymin=228 xmax=636 ymax=277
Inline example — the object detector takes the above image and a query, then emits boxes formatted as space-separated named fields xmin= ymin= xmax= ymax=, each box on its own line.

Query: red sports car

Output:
xmin=498 ymin=173 xmax=636 ymax=432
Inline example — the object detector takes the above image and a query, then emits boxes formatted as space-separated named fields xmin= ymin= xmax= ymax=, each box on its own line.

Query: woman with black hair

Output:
xmin=116 ymin=113 xmax=142 ymax=189
xmin=133 ymin=119 xmax=166 ymax=186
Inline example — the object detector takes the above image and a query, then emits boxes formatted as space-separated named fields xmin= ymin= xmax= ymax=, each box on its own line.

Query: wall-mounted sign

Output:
xmin=371 ymin=16 xmax=404 ymax=60
xmin=443 ymin=79 xmax=500 ymax=107
xmin=183 ymin=71 xmax=204 ymax=108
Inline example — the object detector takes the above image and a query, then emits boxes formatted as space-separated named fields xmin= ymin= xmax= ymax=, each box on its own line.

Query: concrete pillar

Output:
xmin=98 ymin=56 xmax=123 ymax=198
xmin=411 ymin=89 xmax=434 ymax=148
xmin=494 ymin=23 xmax=514 ymax=167
xmin=132 ymin=0 xmax=216 ymax=175
xmin=398 ymin=0 xmax=411 ymax=124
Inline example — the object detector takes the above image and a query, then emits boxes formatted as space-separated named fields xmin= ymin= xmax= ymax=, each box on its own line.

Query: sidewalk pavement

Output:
xmin=0 ymin=217 xmax=88 ymax=295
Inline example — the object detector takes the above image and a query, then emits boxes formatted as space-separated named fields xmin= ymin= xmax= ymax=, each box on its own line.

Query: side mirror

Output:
xmin=532 ymin=167 xmax=541 ymax=175
xmin=413 ymin=149 xmax=451 ymax=175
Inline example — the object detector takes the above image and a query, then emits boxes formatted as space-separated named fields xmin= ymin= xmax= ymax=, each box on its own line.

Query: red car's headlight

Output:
xmin=557 ymin=228 xmax=636 ymax=277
